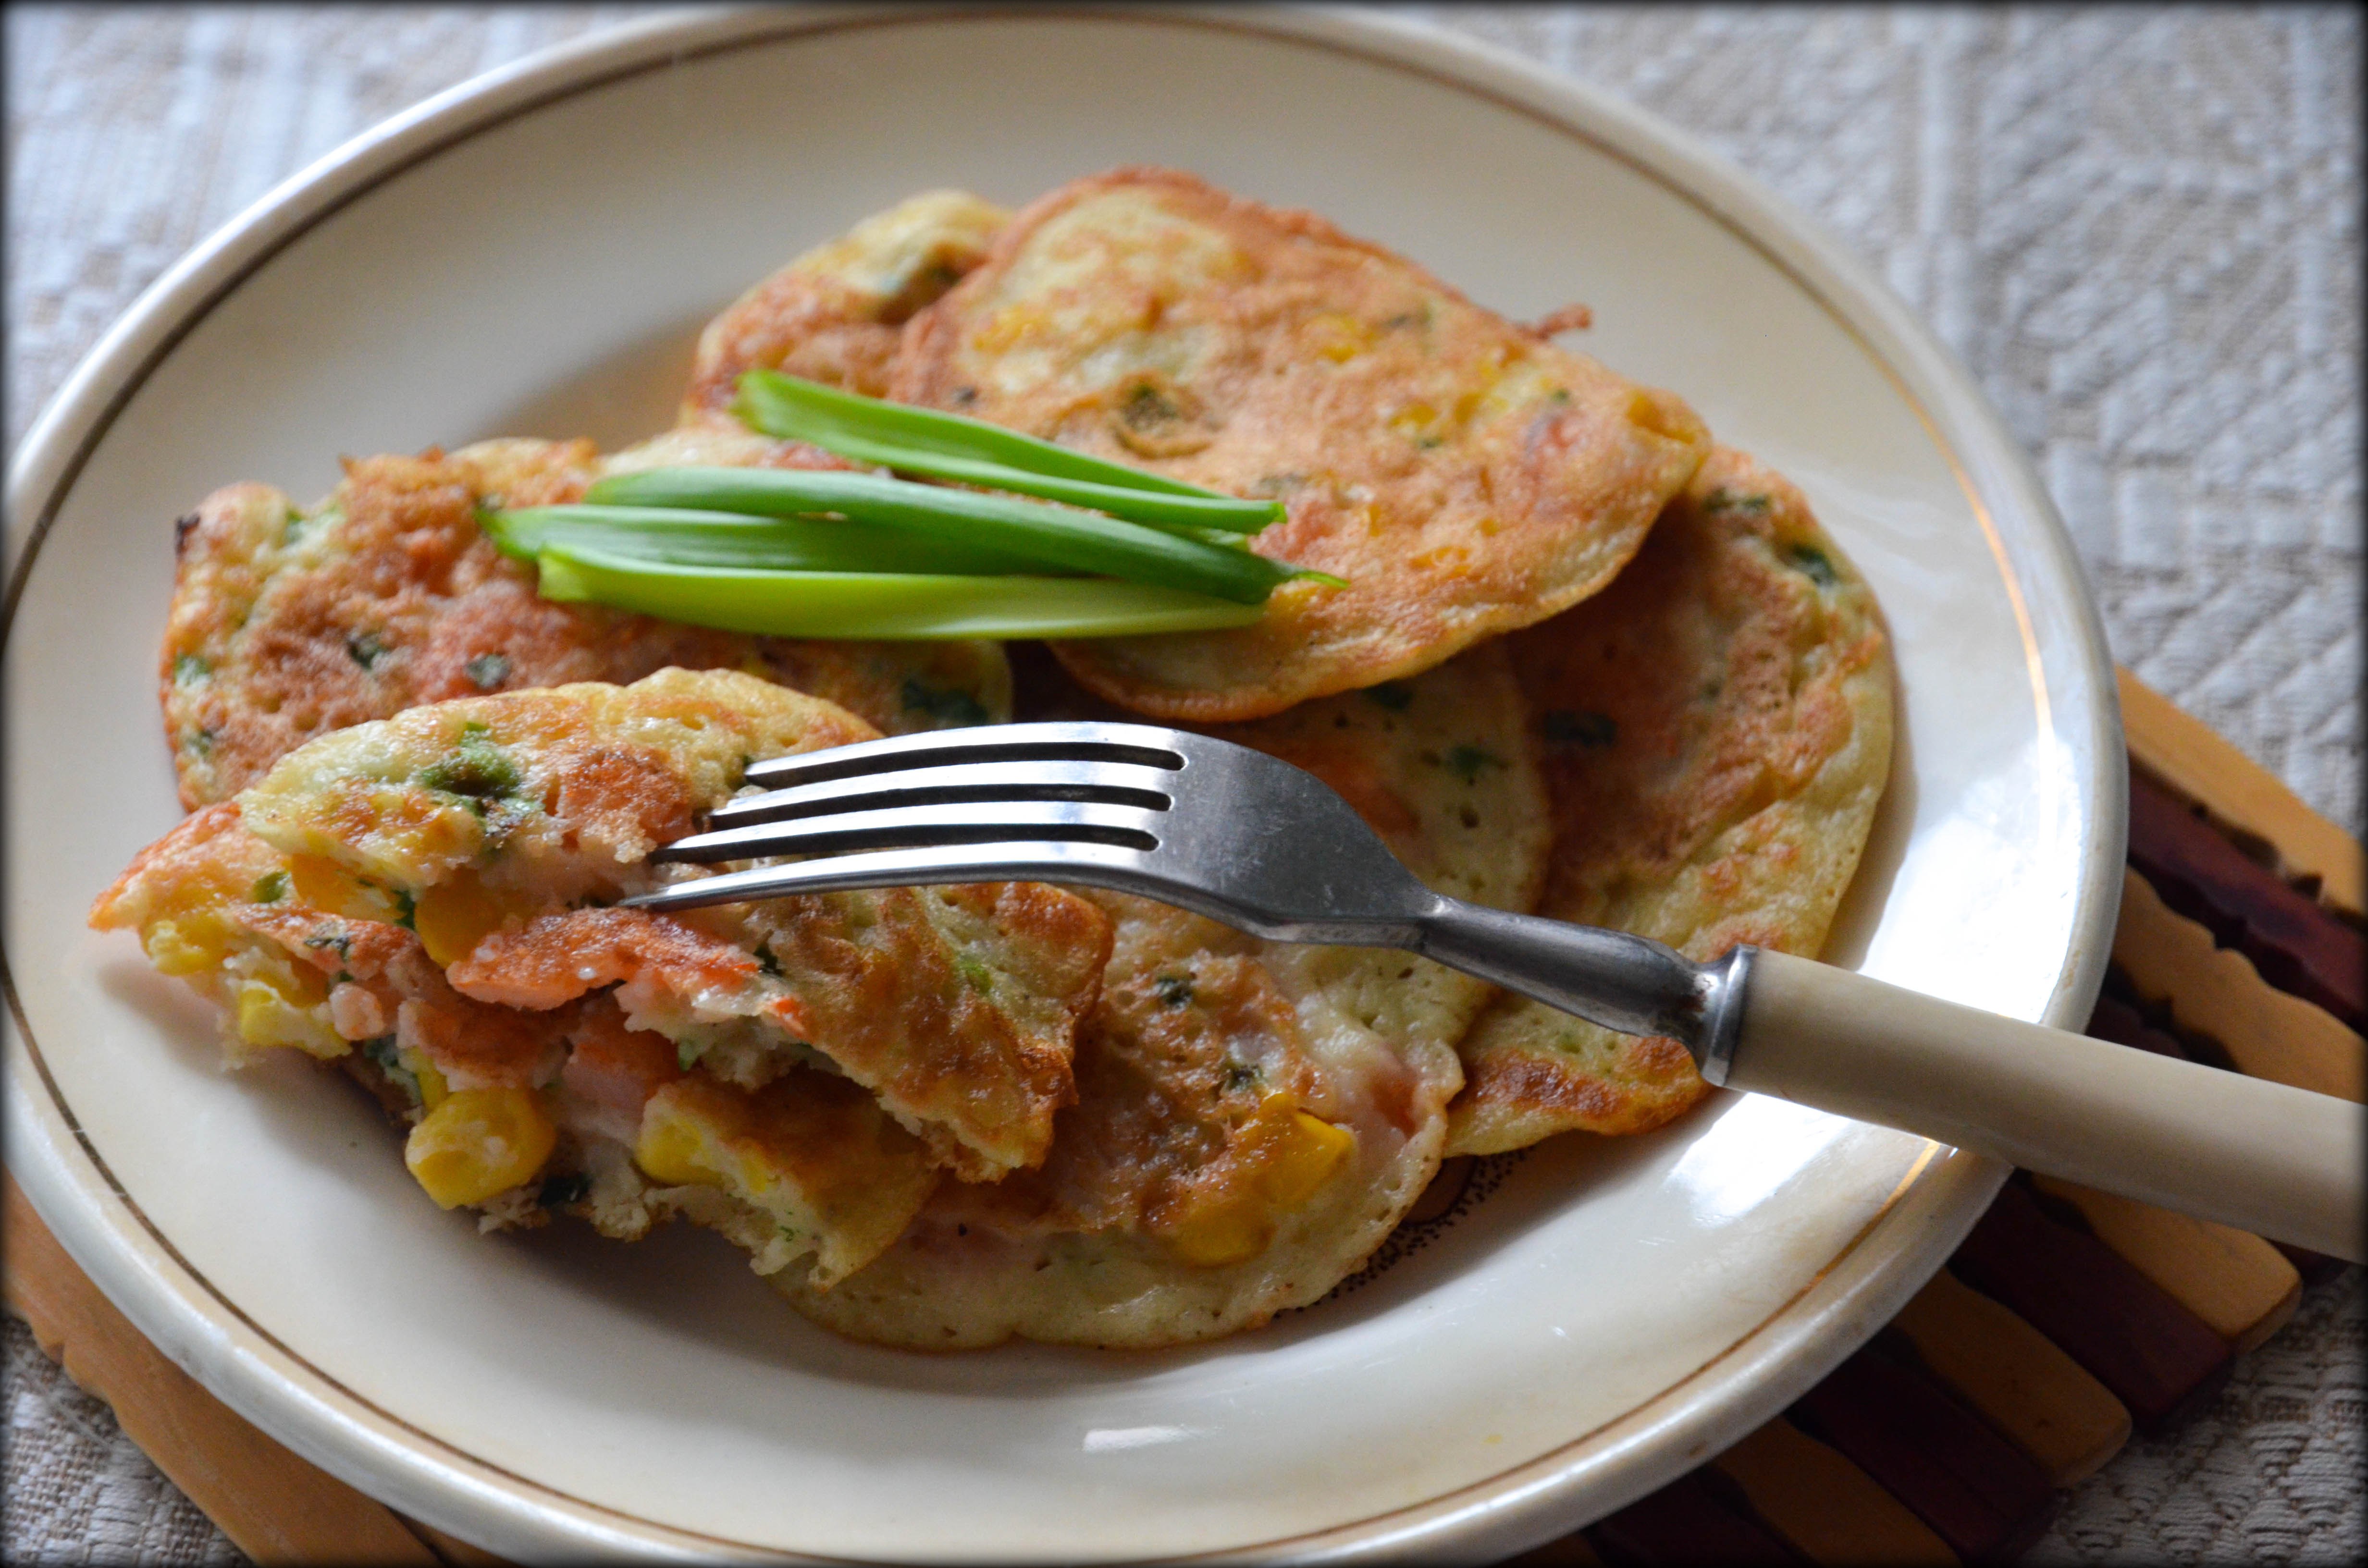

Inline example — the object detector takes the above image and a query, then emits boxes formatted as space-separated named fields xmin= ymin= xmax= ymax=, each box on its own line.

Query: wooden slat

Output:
xmin=1950 ymin=1183 xmax=2231 ymax=1430
xmin=2 ymin=1175 xmax=445 ymax=1567
xmin=1583 ymin=1470 xmax=1805 ymax=1565
xmin=2117 ymin=667 xmax=2365 ymax=919
xmin=395 ymin=1517 xmax=516 ymax=1568
xmin=2083 ymin=990 xmax=2189 ymax=1059
xmin=1888 ymin=1268 xmax=2130 ymax=1487
xmin=2111 ymin=790 xmax=2360 ymax=1292
xmin=1712 ymin=1417 xmax=1959 ymax=1565
xmin=2031 ymin=1176 xmax=2301 ymax=1352
xmin=2112 ymin=868 xmax=2367 ymax=1101
xmin=1788 ymin=1343 xmax=2058 ymax=1563
xmin=2126 ymin=770 xmax=2366 ymax=1028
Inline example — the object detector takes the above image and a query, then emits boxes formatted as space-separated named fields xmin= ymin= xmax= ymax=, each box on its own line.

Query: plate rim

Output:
xmin=1 ymin=5 xmax=2127 ymax=1561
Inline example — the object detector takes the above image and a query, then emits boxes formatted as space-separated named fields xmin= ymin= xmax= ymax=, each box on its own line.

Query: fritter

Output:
xmin=161 ymin=424 xmax=1011 ymax=808
xmin=93 ymin=669 xmax=1112 ymax=1284
xmin=889 ymin=167 xmax=1711 ymax=723
xmin=1446 ymin=449 xmax=1894 ymax=1154
xmin=784 ymin=643 xmax=1552 ymax=1348
xmin=681 ymin=189 xmax=1009 ymax=415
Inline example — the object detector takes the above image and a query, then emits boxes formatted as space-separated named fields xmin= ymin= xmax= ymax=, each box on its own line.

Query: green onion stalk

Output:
xmin=585 ymin=467 xmax=1319 ymax=605
xmin=529 ymin=541 xmax=1263 ymax=639
xmin=732 ymin=369 xmax=1284 ymax=536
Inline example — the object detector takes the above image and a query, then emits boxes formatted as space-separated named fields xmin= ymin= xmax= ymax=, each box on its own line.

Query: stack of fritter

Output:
xmin=96 ymin=170 xmax=1891 ymax=1350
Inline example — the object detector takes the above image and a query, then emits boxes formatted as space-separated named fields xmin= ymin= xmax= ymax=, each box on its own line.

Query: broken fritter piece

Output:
xmin=160 ymin=425 xmax=1011 ymax=808
xmin=1447 ymin=448 xmax=1895 ymax=1153
xmin=93 ymin=670 xmax=1113 ymax=1281
xmin=889 ymin=167 xmax=1710 ymax=723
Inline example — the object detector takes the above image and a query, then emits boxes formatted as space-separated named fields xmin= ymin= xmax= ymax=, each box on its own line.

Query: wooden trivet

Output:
xmin=7 ymin=669 xmax=2360 ymax=1565
xmin=1517 ymin=668 xmax=2364 ymax=1567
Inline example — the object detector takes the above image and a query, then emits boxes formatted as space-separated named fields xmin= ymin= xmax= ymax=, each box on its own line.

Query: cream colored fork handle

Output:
xmin=1727 ymin=950 xmax=2366 ymax=1261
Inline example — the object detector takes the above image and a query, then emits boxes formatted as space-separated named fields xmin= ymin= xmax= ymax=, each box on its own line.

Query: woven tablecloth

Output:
xmin=6 ymin=6 xmax=2360 ymax=1562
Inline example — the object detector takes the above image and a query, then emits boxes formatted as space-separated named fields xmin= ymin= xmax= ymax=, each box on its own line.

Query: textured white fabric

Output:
xmin=5 ymin=7 xmax=2359 ymax=1563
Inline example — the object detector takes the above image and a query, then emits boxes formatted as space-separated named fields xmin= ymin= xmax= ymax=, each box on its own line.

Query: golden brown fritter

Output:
xmin=1447 ymin=449 xmax=1895 ymax=1153
xmin=785 ymin=645 xmax=1549 ymax=1348
xmin=890 ymin=167 xmax=1711 ymax=723
xmin=681 ymin=189 xmax=1009 ymax=415
xmin=160 ymin=430 xmax=1011 ymax=808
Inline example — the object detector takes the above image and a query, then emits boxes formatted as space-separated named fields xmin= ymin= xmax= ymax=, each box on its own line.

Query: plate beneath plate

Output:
xmin=2 ymin=6 xmax=2121 ymax=1561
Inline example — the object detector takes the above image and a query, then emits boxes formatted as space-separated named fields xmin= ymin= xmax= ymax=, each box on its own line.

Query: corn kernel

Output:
xmin=1305 ymin=312 xmax=1369 ymax=363
xmin=413 ymin=868 xmax=522 ymax=967
xmin=287 ymin=854 xmax=403 ymax=923
xmin=634 ymin=1108 xmax=724 ymax=1188
xmin=404 ymin=1087 xmax=557 ymax=1209
xmin=144 ymin=914 xmax=233 ymax=977
xmin=1264 ymin=1111 xmax=1356 ymax=1206
xmin=233 ymin=975 xmax=343 ymax=1058
xmin=1161 ymin=1197 xmax=1272 ymax=1268
xmin=1160 ymin=1104 xmax=1355 ymax=1267
xmin=1626 ymin=389 xmax=1688 ymax=442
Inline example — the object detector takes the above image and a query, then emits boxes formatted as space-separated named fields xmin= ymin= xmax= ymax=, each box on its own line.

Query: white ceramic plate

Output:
xmin=3 ymin=7 xmax=2124 ymax=1561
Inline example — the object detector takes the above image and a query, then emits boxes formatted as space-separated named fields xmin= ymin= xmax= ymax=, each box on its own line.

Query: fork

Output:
xmin=624 ymin=721 xmax=2362 ymax=1260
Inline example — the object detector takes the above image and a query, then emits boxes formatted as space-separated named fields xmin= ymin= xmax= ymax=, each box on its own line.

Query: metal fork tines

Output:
xmin=654 ymin=799 xmax=1163 ymax=864
xmin=636 ymin=723 xmax=1196 ymax=897
xmin=740 ymin=722 xmax=1186 ymax=790
xmin=620 ymin=719 xmax=1725 ymax=1052
xmin=703 ymin=760 xmax=1177 ymax=832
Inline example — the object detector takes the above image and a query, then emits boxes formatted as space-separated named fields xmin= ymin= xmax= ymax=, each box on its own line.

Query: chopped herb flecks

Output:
xmin=417 ymin=724 xmax=523 ymax=800
xmin=1121 ymin=380 xmax=1185 ymax=431
xmin=249 ymin=871 xmax=288 ymax=904
xmin=901 ymin=678 xmax=988 ymax=727
xmin=1220 ymin=1058 xmax=1260 ymax=1092
xmin=678 ymin=1039 xmax=709 ymax=1071
xmin=1154 ymin=973 xmax=1194 ymax=1007
xmin=755 ymin=943 xmax=784 ymax=978
xmin=346 ymin=630 xmax=389 ymax=670
xmin=359 ymin=1035 xmax=419 ymax=1105
xmin=1443 ymin=745 xmax=1505 ymax=782
xmin=1703 ymin=489 xmax=1772 ymax=515
xmin=1363 ymin=681 xmax=1414 ymax=712
xmin=1541 ymin=710 xmax=1618 ymax=749
xmin=955 ymin=953 xmax=995 ymax=993
xmin=172 ymin=653 xmax=210 ymax=686
xmin=1787 ymin=545 xmax=1839 ymax=586
xmin=464 ymin=652 xmax=510 ymax=690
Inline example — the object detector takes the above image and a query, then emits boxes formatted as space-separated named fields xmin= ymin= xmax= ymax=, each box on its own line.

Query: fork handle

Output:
xmin=1414 ymin=903 xmax=2361 ymax=1259
xmin=1726 ymin=950 xmax=2364 ymax=1260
